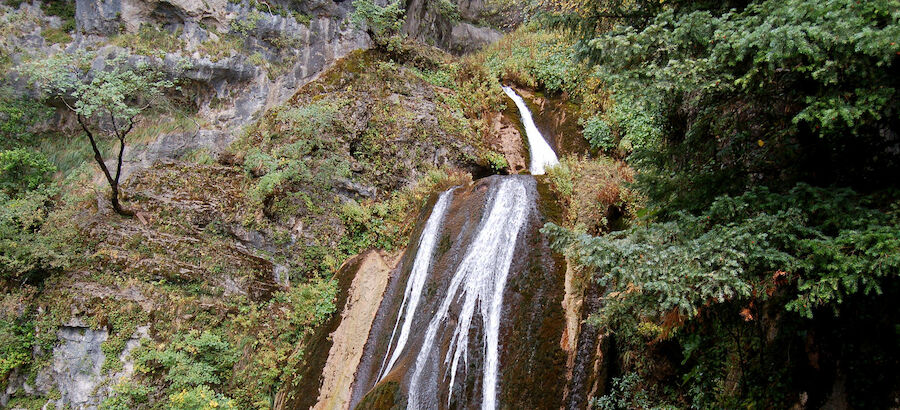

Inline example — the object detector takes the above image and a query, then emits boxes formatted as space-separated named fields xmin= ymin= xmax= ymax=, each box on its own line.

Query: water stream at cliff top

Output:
xmin=501 ymin=86 xmax=559 ymax=175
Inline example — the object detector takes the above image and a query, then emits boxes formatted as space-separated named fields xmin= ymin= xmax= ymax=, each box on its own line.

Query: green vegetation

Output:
xmin=26 ymin=52 xmax=177 ymax=215
xmin=1 ymin=0 xmax=897 ymax=407
xmin=0 ymin=316 xmax=33 ymax=383
xmin=525 ymin=0 xmax=900 ymax=406
xmin=112 ymin=24 xmax=185 ymax=57
xmin=0 ymin=87 xmax=52 ymax=148
xmin=351 ymin=0 xmax=405 ymax=50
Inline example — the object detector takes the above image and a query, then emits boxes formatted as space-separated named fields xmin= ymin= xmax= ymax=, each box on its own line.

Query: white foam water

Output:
xmin=406 ymin=178 xmax=529 ymax=410
xmin=378 ymin=189 xmax=456 ymax=381
xmin=501 ymin=86 xmax=559 ymax=175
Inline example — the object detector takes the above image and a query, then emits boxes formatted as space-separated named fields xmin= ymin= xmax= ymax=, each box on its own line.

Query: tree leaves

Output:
xmin=543 ymin=184 xmax=900 ymax=325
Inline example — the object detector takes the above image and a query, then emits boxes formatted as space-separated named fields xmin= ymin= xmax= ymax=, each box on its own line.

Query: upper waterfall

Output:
xmin=501 ymin=86 xmax=559 ymax=175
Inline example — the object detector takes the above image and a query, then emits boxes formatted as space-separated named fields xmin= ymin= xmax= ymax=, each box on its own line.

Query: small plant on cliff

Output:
xmin=25 ymin=52 xmax=176 ymax=216
xmin=351 ymin=0 xmax=405 ymax=51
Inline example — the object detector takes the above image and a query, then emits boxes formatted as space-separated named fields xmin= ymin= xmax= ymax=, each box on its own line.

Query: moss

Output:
xmin=354 ymin=381 xmax=404 ymax=410
xmin=40 ymin=27 xmax=71 ymax=44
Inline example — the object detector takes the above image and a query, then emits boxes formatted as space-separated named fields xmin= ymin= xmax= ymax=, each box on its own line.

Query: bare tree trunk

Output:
xmin=77 ymin=115 xmax=134 ymax=217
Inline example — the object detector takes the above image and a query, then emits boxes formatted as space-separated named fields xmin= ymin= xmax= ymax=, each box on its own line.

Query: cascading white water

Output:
xmin=501 ymin=86 xmax=559 ymax=175
xmin=406 ymin=178 xmax=530 ymax=410
xmin=378 ymin=189 xmax=456 ymax=380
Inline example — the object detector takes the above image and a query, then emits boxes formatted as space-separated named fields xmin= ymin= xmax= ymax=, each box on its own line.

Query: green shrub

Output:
xmin=167 ymin=385 xmax=238 ymax=410
xmin=137 ymin=330 xmax=238 ymax=392
xmin=0 ymin=149 xmax=55 ymax=197
xmin=0 ymin=88 xmax=51 ymax=148
xmin=111 ymin=24 xmax=184 ymax=56
xmin=545 ymin=184 xmax=900 ymax=406
xmin=99 ymin=383 xmax=153 ymax=410
xmin=553 ymin=0 xmax=899 ymax=208
xmin=545 ymin=184 xmax=900 ymax=325
xmin=591 ymin=373 xmax=657 ymax=410
xmin=40 ymin=27 xmax=71 ymax=44
xmin=483 ymin=151 xmax=509 ymax=173
xmin=0 ymin=318 xmax=33 ymax=383
xmin=582 ymin=115 xmax=614 ymax=151
xmin=350 ymin=0 xmax=405 ymax=50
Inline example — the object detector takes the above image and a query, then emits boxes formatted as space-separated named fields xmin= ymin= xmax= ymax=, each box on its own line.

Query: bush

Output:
xmin=545 ymin=184 xmax=900 ymax=326
xmin=0 ymin=88 xmax=51 ymax=148
xmin=167 ymin=385 xmax=238 ymax=410
xmin=560 ymin=0 xmax=900 ymax=208
xmin=544 ymin=184 xmax=900 ymax=406
xmin=0 ymin=148 xmax=55 ymax=197
xmin=351 ymin=0 xmax=405 ymax=50
xmin=581 ymin=115 xmax=614 ymax=151
xmin=137 ymin=330 xmax=238 ymax=392
xmin=0 ymin=318 xmax=33 ymax=383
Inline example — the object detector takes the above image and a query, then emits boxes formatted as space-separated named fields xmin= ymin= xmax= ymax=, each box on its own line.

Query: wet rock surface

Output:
xmin=349 ymin=175 xmax=567 ymax=409
xmin=273 ymin=250 xmax=400 ymax=410
xmin=511 ymin=87 xmax=591 ymax=158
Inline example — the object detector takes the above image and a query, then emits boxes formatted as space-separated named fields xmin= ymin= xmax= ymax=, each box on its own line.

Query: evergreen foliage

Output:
xmin=544 ymin=184 xmax=900 ymax=406
xmin=545 ymin=184 xmax=900 ymax=324
xmin=533 ymin=2 xmax=899 ymax=404
xmin=543 ymin=0 xmax=899 ymax=210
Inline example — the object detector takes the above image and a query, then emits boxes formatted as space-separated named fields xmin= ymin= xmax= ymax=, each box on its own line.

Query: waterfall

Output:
xmin=357 ymin=87 xmax=565 ymax=409
xmin=378 ymin=189 xmax=456 ymax=380
xmin=501 ymin=86 xmax=559 ymax=175
xmin=406 ymin=178 xmax=529 ymax=410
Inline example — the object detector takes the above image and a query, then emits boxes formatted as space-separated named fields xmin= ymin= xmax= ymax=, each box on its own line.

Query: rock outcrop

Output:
xmin=273 ymin=250 xmax=401 ymax=410
xmin=402 ymin=0 xmax=519 ymax=54
xmin=2 ymin=0 xmax=371 ymax=176
xmin=0 ymin=320 xmax=150 ymax=409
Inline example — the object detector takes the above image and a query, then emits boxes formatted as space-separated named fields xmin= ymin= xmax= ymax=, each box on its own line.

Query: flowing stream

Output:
xmin=501 ymin=86 xmax=559 ymax=175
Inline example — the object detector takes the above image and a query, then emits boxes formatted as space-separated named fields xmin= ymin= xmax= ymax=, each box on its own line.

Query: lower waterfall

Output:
xmin=378 ymin=189 xmax=456 ymax=380
xmin=501 ymin=86 xmax=559 ymax=175
xmin=405 ymin=178 xmax=528 ymax=409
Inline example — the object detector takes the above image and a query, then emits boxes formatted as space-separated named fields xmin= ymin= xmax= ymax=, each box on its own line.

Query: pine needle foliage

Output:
xmin=544 ymin=184 xmax=900 ymax=327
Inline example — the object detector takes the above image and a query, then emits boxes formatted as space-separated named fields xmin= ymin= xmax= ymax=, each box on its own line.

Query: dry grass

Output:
xmin=546 ymin=156 xmax=640 ymax=234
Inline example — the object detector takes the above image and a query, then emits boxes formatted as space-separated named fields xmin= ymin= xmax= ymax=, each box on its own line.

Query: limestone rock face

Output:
xmin=76 ymin=0 xmax=230 ymax=35
xmin=402 ymin=0 xmax=520 ymax=54
xmin=0 ymin=321 xmax=150 ymax=409
xmin=71 ymin=0 xmax=371 ymax=128
xmin=50 ymin=325 xmax=108 ymax=407
xmin=39 ymin=0 xmax=370 ymax=176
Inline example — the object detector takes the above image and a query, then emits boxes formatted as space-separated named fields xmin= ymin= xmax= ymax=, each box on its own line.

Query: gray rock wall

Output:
xmin=67 ymin=0 xmax=372 ymax=175
xmin=1 ymin=321 xmax=150 ymax=409
xmin=402 ymin=0 xmax=515 ymax=54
